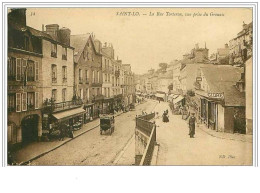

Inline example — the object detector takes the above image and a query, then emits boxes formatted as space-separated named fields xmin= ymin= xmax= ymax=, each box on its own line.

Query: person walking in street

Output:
xmin=59 ymin=124 xmax=65 ymax=141
xmin=188 ymin=113 xmax=196 ymax=138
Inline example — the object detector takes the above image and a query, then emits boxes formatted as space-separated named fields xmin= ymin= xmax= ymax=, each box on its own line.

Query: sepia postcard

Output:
xmin=5 ymin=6 xmax=255 ymax=166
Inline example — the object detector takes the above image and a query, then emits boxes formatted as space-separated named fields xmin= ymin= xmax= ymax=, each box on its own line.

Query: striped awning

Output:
xmin=172 ymin=95 xmax=184 ymax=104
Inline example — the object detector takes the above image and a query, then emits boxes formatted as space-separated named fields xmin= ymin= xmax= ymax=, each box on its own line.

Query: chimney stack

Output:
xmin=45 ymin=24 xmax=59 ymax=40
xmin=42 ymin=24 xmax=44 ymax=32
xmin=8 ymin=8 xmax=27 ymax=27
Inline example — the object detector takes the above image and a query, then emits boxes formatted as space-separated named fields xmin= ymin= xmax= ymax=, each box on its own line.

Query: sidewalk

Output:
xmin=197 ymin=123 xmax=253 ymax=143
xmin=11 ymin=111 xmax=124 ymax=165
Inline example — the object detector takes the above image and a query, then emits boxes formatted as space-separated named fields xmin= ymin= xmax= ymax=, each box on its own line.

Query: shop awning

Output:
xmin=52 ymin=108 xmax=85 ymax=121
xmin=155 ymin=93 xmax=165 ymax=98
xmin=168 ymin=94 xmax=179 ymax=101
xmin=172 ymin=95 xmax=184 ymax=104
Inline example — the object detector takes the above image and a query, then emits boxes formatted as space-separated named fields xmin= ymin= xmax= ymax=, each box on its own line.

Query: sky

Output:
xmin=26 ymin=8 xmax=252 ymax=74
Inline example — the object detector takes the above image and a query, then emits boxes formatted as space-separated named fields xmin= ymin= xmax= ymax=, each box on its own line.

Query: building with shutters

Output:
xmin=8 ymin=8 xmax=43 ymax=146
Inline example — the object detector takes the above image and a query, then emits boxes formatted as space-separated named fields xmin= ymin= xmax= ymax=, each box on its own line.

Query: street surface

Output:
xmin=30 ymin=99 xmax=252 ymax=166
xmin=31 ymin=100 xmax=158 ymax=165
xmin=153 ymin=101 xmax=253 ymax=165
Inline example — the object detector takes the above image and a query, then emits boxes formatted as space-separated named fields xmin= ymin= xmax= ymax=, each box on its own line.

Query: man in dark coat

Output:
xmin=188 ymin=113 xmax=196 ymax=138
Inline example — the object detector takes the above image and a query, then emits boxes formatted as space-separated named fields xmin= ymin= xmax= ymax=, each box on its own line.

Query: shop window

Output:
xmin=27 ymin=60 xmax=35 ymax=81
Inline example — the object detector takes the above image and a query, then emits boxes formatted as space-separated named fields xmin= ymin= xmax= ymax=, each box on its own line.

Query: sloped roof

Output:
xmin=70 ymin=34 xmax=91 ymax=62
xmin=201 ymin=65 xmax=245 ymax=106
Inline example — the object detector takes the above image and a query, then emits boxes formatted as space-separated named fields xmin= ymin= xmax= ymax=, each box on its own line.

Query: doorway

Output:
xmin=21 ymin=114 xmax=39 ymax=143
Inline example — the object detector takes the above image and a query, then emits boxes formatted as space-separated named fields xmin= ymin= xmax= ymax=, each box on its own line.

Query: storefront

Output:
xmin=50 ymin=107 xmax=85 ymax=133
xmin=84 ymin=103 xmax=94 ymax=123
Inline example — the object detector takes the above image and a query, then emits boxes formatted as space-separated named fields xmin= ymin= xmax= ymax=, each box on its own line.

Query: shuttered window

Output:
xmin=22 ymin=92 xmax=27 ymax=111
xmin=16 ymin=58 xmax=22 ymax=81
xmin=16 ymin=93 xmax=21 ymax=112
xmin=35 ymin=92 xmax=39 ymax=109
xmin=22 ymin=59 xmax=27 ymax=81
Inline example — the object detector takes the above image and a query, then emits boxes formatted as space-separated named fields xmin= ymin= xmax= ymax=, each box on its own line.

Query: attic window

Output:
xmin=87 ymin=42 xmax=90 ymax=47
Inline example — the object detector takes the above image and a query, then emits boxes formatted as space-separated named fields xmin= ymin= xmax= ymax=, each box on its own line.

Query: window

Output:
xmin=97 ymin=71 xmax=100 ymax=83
xmin=24 ymin=36 xmax=29 ymax=51
xmin=22 ymin=59 xmax=27 ymax=81
xmin=8 ymin=57 xmax=16 ymax=81
xmin=79 ymin=69 xmax=83 ymax=83
xmin=8 ymin=94 xmax=15 ymax=112
xmin=62 ymin=66 xmax=67 ymax=82
xmin=83 ymin=50 xmax=86 ymax=60
xmin=108 ymin=74 xmax=110 ymax=82
xmin=62 ymin=89 xmax=66 ymax=102
xmin=79 ymin=89 xmax=83 ymax=99
xmin=35 ymin=61 xmax=39 ymax=81
xmin=62 ymin=47 xmax=67 ymax=60
xmin=27 ymin=60 xmax=35 ymax=81
xmin=92 ymin=88 xmax=95 ymax=97
xmin=22 ymin=92 xmax=27 ymax=111
xmin=52 ymin=64 xmax=57 ymax=83
xmin=52 ymin=89 xmax=57 ymax=101
xmin=35 ymin=92 xmax=39 ymax=109
xmin=27 ymin=92 xmax=34 ymax=110
xmin=86 ymin=88 xmax=89 ymax=101
xmin=84 ymin=69 xmax=88 ymax=83
xmin=105 ymin=74 xmax=107 ymax=82
xmin=92 ymin=70 xmax=95 ymax=83
xmin=51 ymin=43 xmax=57 ymax=57
xmin=97 ymin=88 xmax=100 ymax=95
xmin=16 ymin=93 xmax=21 ymax=112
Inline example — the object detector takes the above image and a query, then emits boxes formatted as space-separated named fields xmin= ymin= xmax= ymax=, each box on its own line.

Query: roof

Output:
xmin=200 ymin=65 xmax=245 ymax=106
xmin=217 ymin=48 xmax=229 ymax=56
xmin=70 ymin=34 xmax=91 ymax=62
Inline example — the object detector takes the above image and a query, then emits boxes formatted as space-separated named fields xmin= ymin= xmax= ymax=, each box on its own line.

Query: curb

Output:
xmin=21 ymin=111 xmax=125 ymax=165
xmin=197 ymin=124 xmax=252 ymax=143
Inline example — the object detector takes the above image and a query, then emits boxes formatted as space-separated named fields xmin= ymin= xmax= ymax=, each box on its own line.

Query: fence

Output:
xmin=135 ymin=112 xmax=156 ymax=166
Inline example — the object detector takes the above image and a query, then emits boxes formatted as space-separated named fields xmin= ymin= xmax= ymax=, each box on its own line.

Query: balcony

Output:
xmin=52 ymin=99 xmax=83 ymax=113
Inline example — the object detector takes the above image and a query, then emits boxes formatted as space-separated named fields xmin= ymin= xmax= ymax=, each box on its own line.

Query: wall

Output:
xmin=42 ymin=39 xmax=74 ymax=103
xmin=224 ymin=107 xmax=234 ymax=133
xmin=217 ymin=104 xmax=225 ymax=132
xmin=245 ymin=58 xmax=253 ymax=134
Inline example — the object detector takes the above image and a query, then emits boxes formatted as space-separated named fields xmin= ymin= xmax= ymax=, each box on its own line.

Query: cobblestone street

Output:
xmin=29 ymin=100 xmax=157 ymax=165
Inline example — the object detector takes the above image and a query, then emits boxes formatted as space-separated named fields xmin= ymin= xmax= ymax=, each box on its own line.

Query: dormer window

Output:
xmin=62 ymin=47 xmax=67 ymax=60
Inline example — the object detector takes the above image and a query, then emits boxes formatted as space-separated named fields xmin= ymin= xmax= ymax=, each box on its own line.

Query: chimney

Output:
xmin=225 ymin=43 xmax=229 ymax=49
xmin=42 ymin=24 xmax=44 ymax=32
xmin=45 ymin=24 xmax=59 ymax=40
xmin=58 ymin=27 xmax=71 ymax=46
xmin=8 ymin=8 xmax=27 ymax=27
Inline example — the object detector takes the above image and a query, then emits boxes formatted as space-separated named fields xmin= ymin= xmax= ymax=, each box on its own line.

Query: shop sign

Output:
xmin=208 ymin=92 xmax=224 ymax=99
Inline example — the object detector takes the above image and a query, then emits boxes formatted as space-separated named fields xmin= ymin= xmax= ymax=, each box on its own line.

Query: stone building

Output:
xmin=229 ymin=22 xmax=253 ymax=65
xmin=194 ymin=65 xmax=245 ymax=134
xmin=8 ymin=8 xmax=43 ymax=146
xmin=71 ymin=34 xmax=102 ymax=121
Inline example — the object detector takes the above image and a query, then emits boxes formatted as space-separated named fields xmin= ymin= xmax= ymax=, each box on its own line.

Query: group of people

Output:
xmin=59 ymin=123 xmax=74 ymax=141
xmin=162 ymin=109 xmax=169 ymax=123
xmin=160 ymin=108 xmax=196 ymax=138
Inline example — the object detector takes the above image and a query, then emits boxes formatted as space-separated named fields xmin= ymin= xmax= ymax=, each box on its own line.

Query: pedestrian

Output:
xmin=59 ymin=123 xmax=66 ymax=141
xmin=188 ymin=113 xmax=196 ymax=138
